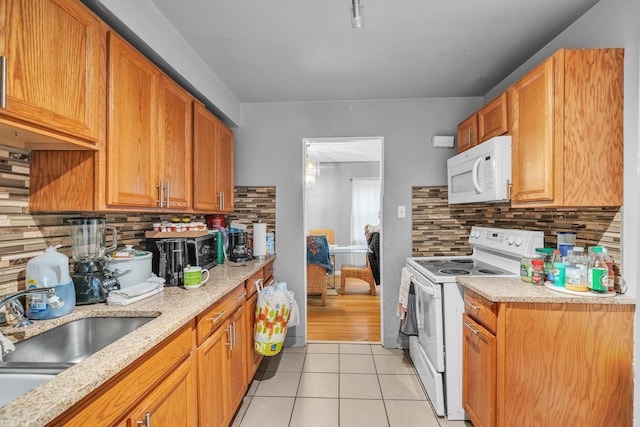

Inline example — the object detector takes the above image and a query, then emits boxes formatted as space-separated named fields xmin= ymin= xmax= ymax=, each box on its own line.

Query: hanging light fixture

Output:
xmin=351 ymin=0 xmax=364 ymax=29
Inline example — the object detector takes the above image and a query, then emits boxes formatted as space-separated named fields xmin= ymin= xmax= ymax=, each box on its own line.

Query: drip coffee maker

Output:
xmin=228 ymin=231 xmax=252 ymax=262
xmin=68 ymin=217 xmax=120 ymax=304
xmin=155 ymin=239 xmax=197 ymax=287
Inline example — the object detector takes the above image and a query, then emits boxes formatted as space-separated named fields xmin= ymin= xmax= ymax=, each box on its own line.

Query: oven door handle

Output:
xmin=411 ymin=277 xmax=435 ymax=296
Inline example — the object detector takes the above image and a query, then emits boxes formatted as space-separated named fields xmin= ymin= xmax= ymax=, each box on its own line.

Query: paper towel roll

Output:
xmin=253 ymin=223 xmax=267 ymax=259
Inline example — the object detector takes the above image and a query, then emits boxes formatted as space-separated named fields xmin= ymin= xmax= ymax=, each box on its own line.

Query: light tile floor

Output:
xmin=232 ymin=343 xmax=473 ymax=427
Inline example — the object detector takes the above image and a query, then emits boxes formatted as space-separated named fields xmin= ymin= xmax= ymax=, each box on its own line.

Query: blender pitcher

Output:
xmin=68 ymin=217 xmax=118 ymax=262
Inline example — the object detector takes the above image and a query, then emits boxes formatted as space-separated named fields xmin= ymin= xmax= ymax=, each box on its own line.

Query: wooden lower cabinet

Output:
xmin=49 ymin=323 xmax=195 ymax=426
xmin=462 ymin=289 xmax=633 ymax=427
xmin=462 ymin=313 xmax=496 ymax=427
xmin=196 ymin=287 xmax=248 ymax=427
xmin=119 ymin=358 xmax=197 ymax=427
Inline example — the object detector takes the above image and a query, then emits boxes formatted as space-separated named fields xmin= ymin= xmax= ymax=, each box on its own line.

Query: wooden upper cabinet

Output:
xmin=159 ymin=75 xmax=193 ymax=210
xmin=477 ymin=92 xmax=508 ymax=143
xmin=106 ymin=32 xmax=194 ymax=211
xmin=193 ymin=102 xmax=235 ymax=213
xmin=510 ymin=49 xmax=623 ymax=207
xmin=106 ymin=32 xmax=161 ymax=208
xmin=456 ymin=113 xmax=478 ymax=153
xmin=0 ymin=0 xmax=105 ymax=148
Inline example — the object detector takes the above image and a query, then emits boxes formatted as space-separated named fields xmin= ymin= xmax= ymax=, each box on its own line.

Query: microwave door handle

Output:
xmin=471 ymin=157 xmax=483 ymax=193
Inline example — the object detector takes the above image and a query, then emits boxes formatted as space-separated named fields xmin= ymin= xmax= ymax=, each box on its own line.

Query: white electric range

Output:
xmin=405 ymin=226 xmax=544 ymax=420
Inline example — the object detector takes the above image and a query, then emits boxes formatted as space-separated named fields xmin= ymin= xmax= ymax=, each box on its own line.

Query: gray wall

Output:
xmin=233 ymin=99 xmax=480 ymax=346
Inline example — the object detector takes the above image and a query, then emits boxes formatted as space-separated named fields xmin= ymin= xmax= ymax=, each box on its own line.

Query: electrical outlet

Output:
xmin=398 ymin=205 xmax=406 ymax=218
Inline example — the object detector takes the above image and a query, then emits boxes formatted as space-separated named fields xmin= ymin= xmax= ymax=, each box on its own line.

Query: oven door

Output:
xmin=412 ymin=274 xmax=444 ymax=371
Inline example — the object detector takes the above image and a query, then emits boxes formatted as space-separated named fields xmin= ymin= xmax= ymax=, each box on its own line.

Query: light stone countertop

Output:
xmin=0 ymin=257 xmax=275 ymax=427
xmin=458 ymin=276 xmax=636 ymax=305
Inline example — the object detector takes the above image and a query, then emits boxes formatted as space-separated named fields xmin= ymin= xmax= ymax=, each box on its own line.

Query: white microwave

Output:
xmin=447 ymin=136 xmax=511 ymax=204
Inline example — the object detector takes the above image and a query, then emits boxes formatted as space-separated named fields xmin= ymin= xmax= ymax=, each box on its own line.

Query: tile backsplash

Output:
xmin=412 ymin=186 xmax=622 ymax=290
xmin=0 ymin=145 xmax=276 ymax=297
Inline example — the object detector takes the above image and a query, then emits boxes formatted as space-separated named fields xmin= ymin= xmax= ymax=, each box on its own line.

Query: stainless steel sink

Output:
xmin=1 ymin=317 xmax=155 ymax=368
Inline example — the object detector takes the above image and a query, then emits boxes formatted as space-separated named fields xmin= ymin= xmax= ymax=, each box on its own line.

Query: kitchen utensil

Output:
xmin=68 ymin=217 xmax=120 ymax=304
xmin=105 ymin=245 xmax=153 ymax=289
xmin=155 ymin=239 xmax=197 ymax=287
xmin=228 ymin=231 xmax=252 ymax=262
xmin=183 ymin=266 xmax=209 ymax=289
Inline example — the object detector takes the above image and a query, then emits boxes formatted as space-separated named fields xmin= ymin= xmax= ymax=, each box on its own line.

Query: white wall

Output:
xmin=234 ymin=99 xmax=480 ymax=346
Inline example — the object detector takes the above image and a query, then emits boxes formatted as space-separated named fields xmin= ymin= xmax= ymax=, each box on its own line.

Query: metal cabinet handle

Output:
xmin=156 ymin=181 xmax=165 ymax=207
xmin=463 ymin=300 xmax=479 ymax=310
xmin=467 ymin=128 xmax=471 ymax=147
xmin=136 ymin=413 xmax=151 ymax=427
xmin=208 ymin=311 xmax=227 ymax=324
xmin=463 ymin=321 xmax=480 ymax=335
xmin=236 ymin=291 xmax=247 ymax=301
xmin=165 ymin=181 xmax=171 ymax=208
xmin=218 ymin=192 xmax=225 ymax=210
xmin=1 ymin=56 xmax=6 ymax=109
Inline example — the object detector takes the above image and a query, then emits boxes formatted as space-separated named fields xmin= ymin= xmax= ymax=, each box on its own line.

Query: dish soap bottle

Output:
xmin=25 ymin=246 xmax=76 ymax=319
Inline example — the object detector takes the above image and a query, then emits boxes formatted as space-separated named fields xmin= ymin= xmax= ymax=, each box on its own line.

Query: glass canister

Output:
xmin=535 ymin=248 xmax=555 ymax=282
xmin=520 ymin=252 xmax=543 ymax=282
xmin=530 ymin=259 xmax=545 ymax=285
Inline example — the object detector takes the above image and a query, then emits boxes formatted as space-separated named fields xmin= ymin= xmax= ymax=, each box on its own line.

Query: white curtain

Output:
xmin=350 ymin=178 xmax=380 ymax=247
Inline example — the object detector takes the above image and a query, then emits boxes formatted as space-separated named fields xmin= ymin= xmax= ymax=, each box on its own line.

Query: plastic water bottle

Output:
xmin=588 ymin=246 xmax=609 ymax=293
xmin=25 ymin=246 xmax=76 ymax=319
xmin=565 ymin=247 xmax=588 ymax=292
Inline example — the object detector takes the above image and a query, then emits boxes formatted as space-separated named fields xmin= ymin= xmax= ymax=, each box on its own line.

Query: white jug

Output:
xmin=25 ymin=245 xmax=75 ymax=319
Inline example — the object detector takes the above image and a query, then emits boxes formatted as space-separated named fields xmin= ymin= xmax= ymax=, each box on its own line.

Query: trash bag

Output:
xmin=254 ymin=281 xmax=296 ymax=356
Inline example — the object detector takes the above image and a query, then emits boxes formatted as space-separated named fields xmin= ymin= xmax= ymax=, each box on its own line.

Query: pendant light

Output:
xmin=351 ymin=0 xmax=364 ymax=29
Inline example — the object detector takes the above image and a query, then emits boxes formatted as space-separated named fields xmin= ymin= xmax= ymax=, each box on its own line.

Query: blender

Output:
xmin=68 ymin=217 xmax=120 ymax=304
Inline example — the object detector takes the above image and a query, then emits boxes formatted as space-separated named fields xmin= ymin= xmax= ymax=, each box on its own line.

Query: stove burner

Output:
xmin=477 ymin=268 xmax=502 ymax=275
xmin=439 ymin=268 xmax=471 ymax=275
xmin=451 ymin=259 xmax=474 ymax=264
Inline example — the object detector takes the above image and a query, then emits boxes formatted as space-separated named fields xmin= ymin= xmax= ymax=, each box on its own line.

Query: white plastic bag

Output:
xmin=254 ymin=281 xmax=293 ymax=356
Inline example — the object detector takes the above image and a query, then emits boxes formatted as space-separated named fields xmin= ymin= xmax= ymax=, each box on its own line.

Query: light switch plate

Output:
xmin=398 ymin=206 xmax=406 ymax=218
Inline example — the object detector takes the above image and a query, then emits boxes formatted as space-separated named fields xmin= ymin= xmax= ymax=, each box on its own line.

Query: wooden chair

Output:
xmin=309 ymin=229 xmax=335 ymax=244
xmin=340 ymin=256 xmax=376 ymax=296
xmin=309 ymin=229 xmax=335 ymax=287
xmin=307 ymin=264 xmax=328 ymax=305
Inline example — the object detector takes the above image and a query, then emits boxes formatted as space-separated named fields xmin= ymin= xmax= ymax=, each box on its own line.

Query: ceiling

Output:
xmin=148 ymin=0 xmax=600 ymax=104
xmin=305 ymin=138 xmax=382 ymax=163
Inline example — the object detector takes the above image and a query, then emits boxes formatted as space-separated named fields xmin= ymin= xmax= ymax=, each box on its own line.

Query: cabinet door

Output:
xmin=122 ymin=358 xmax=197 ymax=427
xmin=456 ymin=114 xmax=478 ymax=153
xmin=159 ymin=75 xmax=193 ymax=210
xmin=197 ymin=323 xmax=227 ymax=427
xmin=510 ymin=56 xmax=556 ymax=205
xmin=462 ymin=313 xmax=496 ymax=427
xmin=193 ymin=102 xmax=235 ymax=212
xmin=0 ymin=0 xmax=104 ymax=144
xmin=216 ymin=123 xmax=235 ymax=212
xmin=226 ymin=304 xmax=248 ymax=425
xmin=477 ymin=92 xmax=508 ymax=143
xmin=245 ymin=292 xmax=263 ymax=381
xmin=106 ymin=32 xmax=161 ymax=208
xmin=193 ymin=102 xmax=219 ymax=211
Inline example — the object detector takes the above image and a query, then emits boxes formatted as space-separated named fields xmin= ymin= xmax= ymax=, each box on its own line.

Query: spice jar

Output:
xmin=520 ymin=253 xmax=542 ymax=282
xmin=530 ymin=259 xmax=545 ymax=285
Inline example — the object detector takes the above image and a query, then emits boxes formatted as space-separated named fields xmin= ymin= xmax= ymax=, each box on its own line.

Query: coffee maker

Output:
xmin=68 ymin=217 xmax=120 ymax=304
xmin=228 ymin=231 xmax=252 ymax=262
xmin=154 ymin=239 xmax=197 ymax=286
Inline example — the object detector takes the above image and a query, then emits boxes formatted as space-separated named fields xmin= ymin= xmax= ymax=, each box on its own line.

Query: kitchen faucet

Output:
xmin=0 ymin=288 xmax=57 ymax=328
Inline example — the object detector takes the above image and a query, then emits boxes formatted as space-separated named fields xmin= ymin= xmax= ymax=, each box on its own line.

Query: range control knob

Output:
xmin=507 ymin=235 xmax=515 ymax=245
xmin=514 ymin=237 xmax=524 ymax=246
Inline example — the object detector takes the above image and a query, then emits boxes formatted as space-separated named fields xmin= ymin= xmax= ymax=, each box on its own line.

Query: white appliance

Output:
xmin=405 ymin=226 xmax=543 ymax=420
xmin=447 ymin=136 xmax=512 ymax=204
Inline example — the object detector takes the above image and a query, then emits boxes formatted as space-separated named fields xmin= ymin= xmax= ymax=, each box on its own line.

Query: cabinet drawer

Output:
xmin=196 ymin=285 xmax=246 ymax=345
xmin=264 ymin=261 xmax=274 ymax=282
xmin=463 ymin=289 xmax=497 ymax=334
xmin=245 ymin=269 xmax=264 ymax=299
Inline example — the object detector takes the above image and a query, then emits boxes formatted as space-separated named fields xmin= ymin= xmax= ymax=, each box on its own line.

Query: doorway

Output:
xmin=303 ymin=137 xmax=383 ymax=343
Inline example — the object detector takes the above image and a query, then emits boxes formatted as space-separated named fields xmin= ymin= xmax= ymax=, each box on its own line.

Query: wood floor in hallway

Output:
xmin=307 ymin=277 xmax=381 ymax=342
